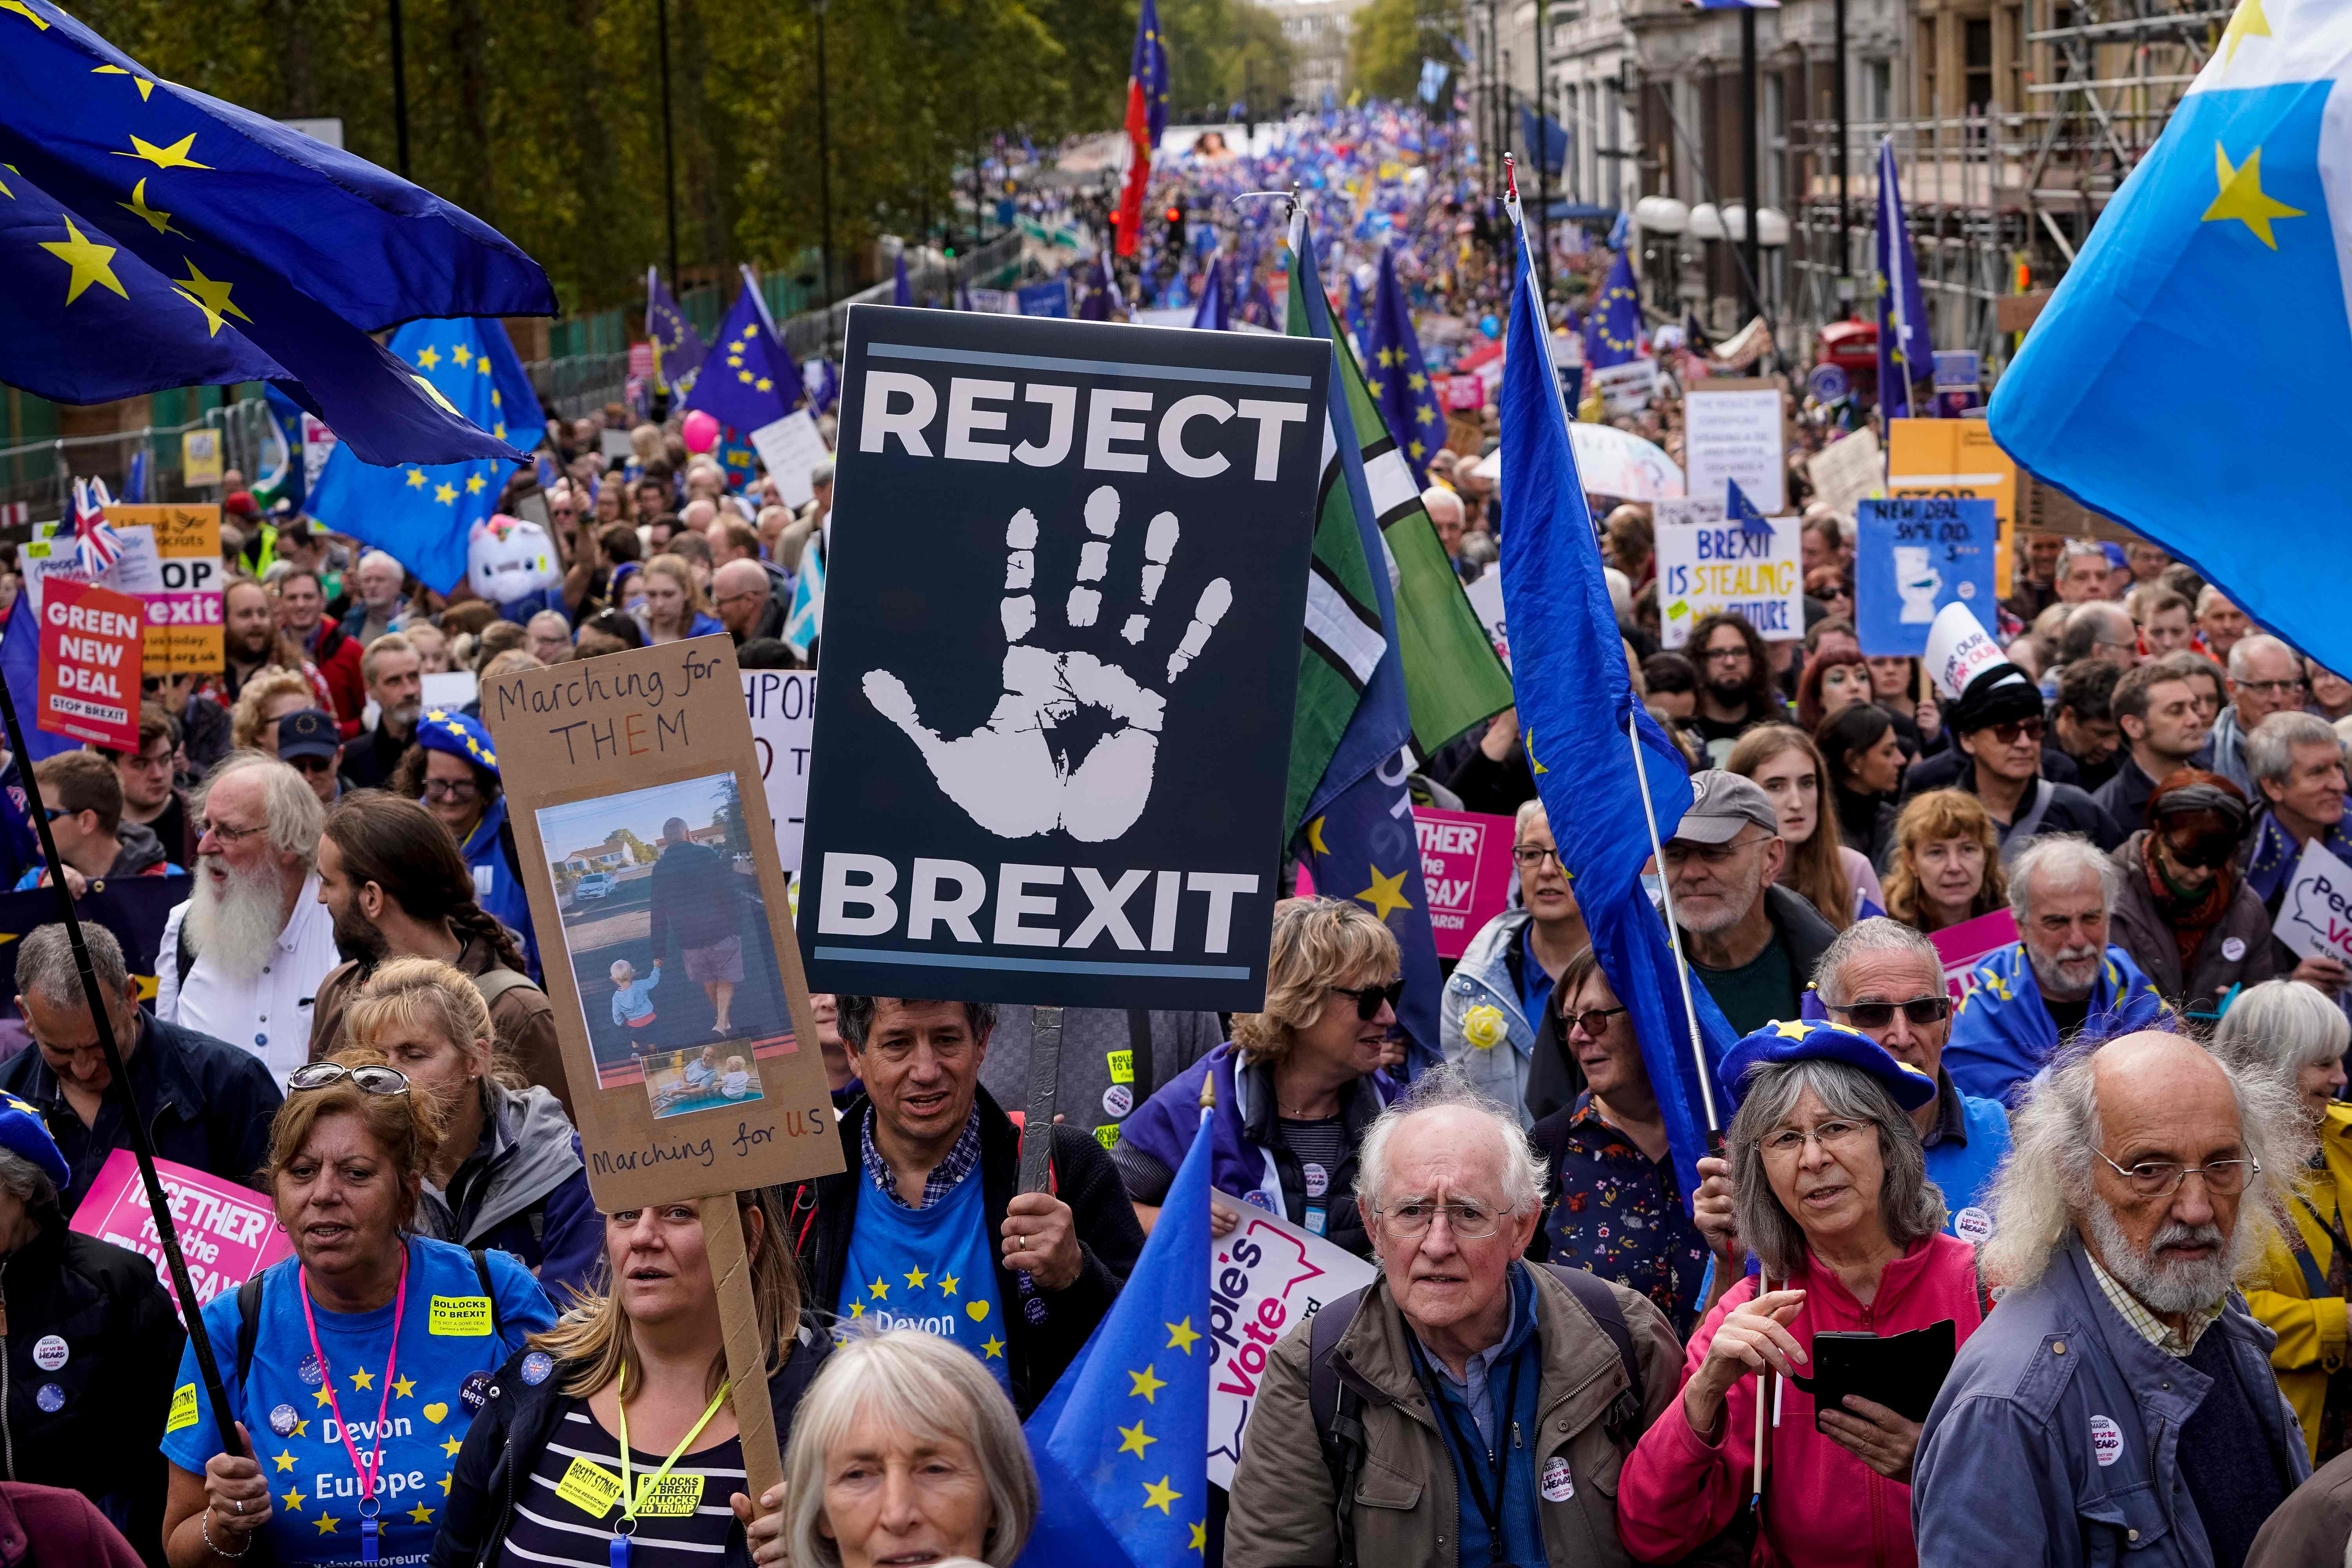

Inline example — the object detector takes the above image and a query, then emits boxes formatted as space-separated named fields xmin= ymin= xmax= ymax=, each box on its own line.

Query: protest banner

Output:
xmin=1683 ymin=379 xmax=1784 ymax=514
xmin=1592 ymin=358 xmax=1659 ymax=416
xmin=1887 ymin=419 xmax=2018 ymax=593
xmin=2276 ymin=840 xmax=2352 ymax=970
xmin=72 ymin=1149 xmax=294 ymax=1324
xmin=797 ymin=306 xmax=1327 ymax=1011
xmin=749 ymin=407 xmax=828 ymax=510
xmin=1806 ymin=426 xmax=1884 ymax=519
xmin=1441 ymin=373 xmax=1486 ymax=410
xmin=1855 ymin=497 xmax=1999 ymax=656
xmin=741 ymin=668 xmax=816 ymax=872
xmin=180 ymin=429 xmax=223 ymax=488
xmin=482 ymin=634 xmax=843 ymax=1506
xmin=1929 ymin=908 xmax=2019 ymax=1002
xmin=1653 ymin=497 xmax=1802 ymax=648
xmin=110 ymin=503 xmax=224 ymax=671
xmin=1295 ymin=808 xmax=1515 ymax=961
xmin=1206 ymin=1193 xmax=1376 ymax=1488
xmin=36 ymin=578 xmax=144 ymax=750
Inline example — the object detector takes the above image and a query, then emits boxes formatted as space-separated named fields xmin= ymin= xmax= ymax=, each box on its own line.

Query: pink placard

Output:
xmin=1295 ymin=807 xmax=1517 ymax=961
xmin=71 ymin=1149 xmax=292 ymax=1325
xmin=1929 ymin=908 xmax=2020 ymax=1002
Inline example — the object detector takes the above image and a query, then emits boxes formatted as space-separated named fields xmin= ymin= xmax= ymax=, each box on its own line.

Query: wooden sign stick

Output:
xmin=699 ymin=1193 xmax=786 ymax=1507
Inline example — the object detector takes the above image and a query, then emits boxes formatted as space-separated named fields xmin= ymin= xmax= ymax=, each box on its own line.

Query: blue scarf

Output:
xmin=2244 ymin=807 xmax=2352 ymax=905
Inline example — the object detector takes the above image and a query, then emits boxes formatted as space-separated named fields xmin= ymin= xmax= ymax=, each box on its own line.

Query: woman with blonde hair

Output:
xmin=773 ymin=1328 xmax=1037 ymax=1568
xmin=229 ymin=666 xmax=324 ymax=755
xmin=634 ymin=552 xmax=723 ymax=644
xmin=435 ymin=1186 xmax=825 ymax=1566
xmin=1882 ymin=788 xmax=2009 ymax=932
xmin=1111 ymin=897 xmax=1401 ymax=1258
xmin=1728 ymin=724 xmax=1883 ymax=927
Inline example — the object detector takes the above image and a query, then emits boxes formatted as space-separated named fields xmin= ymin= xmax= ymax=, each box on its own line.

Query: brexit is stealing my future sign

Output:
xmin=799 ymin=307 xmax=1328 ymax=1011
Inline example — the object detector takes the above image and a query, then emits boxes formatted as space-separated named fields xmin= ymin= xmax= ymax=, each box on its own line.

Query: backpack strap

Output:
xmin=236 ymin=1270 xmax=264 ymax=1385
xmin=176 ymin=918 xmax=197 ymax=987
xmin=470 ymin=1247 xmax=503 ymax=1343
xmin=1306 ymin=1286 xmax=1371 ymax=1568
xmin=470 ymin=966 xmax=539 ymax=1010
xmin=1542 ymin=1264 xmax=1646 ymax=1449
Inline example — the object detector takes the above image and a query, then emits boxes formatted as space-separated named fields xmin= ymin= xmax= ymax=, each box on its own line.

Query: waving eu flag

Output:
xmin=306 ymin=319 xmax=543 ymax=592
xmin=1519 ymin=106 xmax=1571 ymax=181
xmin=645 ymin=267 xmax=704 ymax=396
xmin=1584 ymin=249 xmax=1643 ymax=369
xmin=1498 ymin=181 xmax=1735 ymax=1211
xmin=0 ymin=0 xmax=548 ymax=465
xmin=683 ymin=286 xmax=801 ymax=437
xmin=1875 ymin=136 xmax=1934 ymax=417
xmin=1990 ymin=0 xmax=2350 ymax=666
xmin=1022 ymin=1094 xmax=1212 ymax=1565
xmin=1366 ymin=246 xmax=1447 ymax=485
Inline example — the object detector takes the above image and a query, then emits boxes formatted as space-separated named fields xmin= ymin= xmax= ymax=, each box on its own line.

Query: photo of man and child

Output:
xmin=537 ymin=771 xmax=793 ymax=1118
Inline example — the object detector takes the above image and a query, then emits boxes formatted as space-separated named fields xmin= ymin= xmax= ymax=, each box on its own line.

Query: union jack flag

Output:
xmin=69 ymin=477 xmax=123 ymax=574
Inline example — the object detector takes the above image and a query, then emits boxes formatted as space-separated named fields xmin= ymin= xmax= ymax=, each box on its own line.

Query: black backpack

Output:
xmin=1304 ymin=1264 xmax=1646 ymax=1568
xmin=235 ymin=1247 xmax=501 ymax=1381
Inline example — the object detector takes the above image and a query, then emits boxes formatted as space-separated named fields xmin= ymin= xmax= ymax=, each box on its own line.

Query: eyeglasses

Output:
xmin=1328 ymin=980 xmax=1405 ymax=1021
xmin=1658 ymin=831 xmax=1771 ymax=868
xmin=422 ymin=778 xmax=480 ymax=801
xmin=1565 ymin=1004 xmax=1627 ymax=1038
xmin=1511 ymin=844 xmax=1562 ymax=869
xmin=1984 ymin=717 xmax=2047 ymax=746
xmin=2092 ymin=1147 xmax=2258 ymax=1199
xmin=287 ymin=1062 xmax=411 ymax=1096
xmin=197 ymin=818 xmax=266 ymax=844
xmin=1759 ymin=1119 xmax=1874 ymax=1156
xmin=2236 ymin=678 xmax=2308 ymax=699
xmin=1377 ymin=1199 xmax=1502 ymax=1240
xmin=1833 ymin=996 xmax=1952 ymax=1029
xmin=1703 ymin=647 xmax=1749 ymax=665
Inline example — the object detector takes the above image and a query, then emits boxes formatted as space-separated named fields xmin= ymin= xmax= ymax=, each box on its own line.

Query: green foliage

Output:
xmin=617 ymin=828 xmax=657 ymax=867
xmin=1348 ymin=0 xmax=1459 ymax=103
xmin=1156 ymin=0 xmax=1294 ymax=118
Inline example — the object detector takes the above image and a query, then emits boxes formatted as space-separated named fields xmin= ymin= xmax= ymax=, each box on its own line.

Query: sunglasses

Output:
xmin=1987 ymin=717 xmax=2047 ymax=746
xmin=287 ymin=1062 xmax=411 ymax=1096
xmin=1834 ymin=996 xmax=1952 ymax=1029
xmin=1564 ymin=1004 xmax=1628 ymax=1038
xmin=1328 ymin=981 xmax=1405 ymax=1021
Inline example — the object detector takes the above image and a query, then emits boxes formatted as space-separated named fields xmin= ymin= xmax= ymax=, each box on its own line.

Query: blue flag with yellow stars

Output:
xmin=1584 ymin=248 xmax=1643 ymax=369
xmin=1874 ymin=136 xmax=1935 ymax=418
xmin=1365 ymin=245 xmax=1446 ymax=486
xmin=682 ymin=285 xmax=800 ymax=439
xmin=644 ymin=265 xmax=704 ymax=396
xmin=0 ymin=0 xmax=549 ymax=466
xmin=306 ymin=319 xmax=544 ymax=593
xmin=1498 ymin=185 xmax=1733 ymax=1212
xmin=1022 ymin=1097 xmax=1213 ymax=1566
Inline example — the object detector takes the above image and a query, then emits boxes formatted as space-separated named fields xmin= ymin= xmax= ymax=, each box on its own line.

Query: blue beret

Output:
xmin=0 ymin=1094 xmax=69 ymax=1194
xmin=415 ymin=709 xmax=499 ymax=775
xmin=1720 ymin=1020 xmax=1938 ymax=1115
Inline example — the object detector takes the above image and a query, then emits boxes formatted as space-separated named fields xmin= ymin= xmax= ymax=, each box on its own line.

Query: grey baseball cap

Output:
xmin=1670 ymin=770 xmax=1782 ymax=846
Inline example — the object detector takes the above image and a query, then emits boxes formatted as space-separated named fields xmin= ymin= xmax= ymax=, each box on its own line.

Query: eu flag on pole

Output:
xmin=1518 ymin=106 xmax=1570 ymax=181
xmin=1366 ymin=247 xmax=1448 ymax=486
xmin=0 ymin=0 xmax=548 ymax=465
xmin=1584 ymin=249 xmax=1643 ymax=369
xmin=683 ymin=286 xmax=800 ymax=437
xmin=1190 ymin=257 xmax=1229 ymax=329
xmin=1022 ymin=1098 xmax=1212 ymax=1564
xmin=645 ymin=267 xmax=705 ymax=396
xmin=1989 ymin=0 xmax=2350 ymax=668
xmin=1499 ymin=178 xmax=1735 ymax=1209
xmin=1114 ymin=0 xmax=1170 ymax=256
xmin=306 ymin=319 xmax=544 ymax=593
xmin=1874 ymin=136 xmax=1934 ymax=417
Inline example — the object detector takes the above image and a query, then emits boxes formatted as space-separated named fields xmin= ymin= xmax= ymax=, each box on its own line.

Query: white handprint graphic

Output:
xmin=862 ymin=484 xmax=1233 ymax=843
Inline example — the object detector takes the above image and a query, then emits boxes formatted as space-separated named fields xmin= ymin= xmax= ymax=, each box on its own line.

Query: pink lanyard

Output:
xmin=298 ymin=1246 xmax=408 ymax=1553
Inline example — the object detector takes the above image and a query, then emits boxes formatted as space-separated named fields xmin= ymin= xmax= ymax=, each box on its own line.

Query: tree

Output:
xmin=617 ymin=828 xmax=657 ymax=867
xmin=1158 ymin=0 xmax=1294 ymax=121
xmin=1348 ymin=0 xmax=1459 ymax=104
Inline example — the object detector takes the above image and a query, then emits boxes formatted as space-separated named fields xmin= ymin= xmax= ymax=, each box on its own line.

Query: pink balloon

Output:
xmin=681 ymin=410 xmax=721 ymax=454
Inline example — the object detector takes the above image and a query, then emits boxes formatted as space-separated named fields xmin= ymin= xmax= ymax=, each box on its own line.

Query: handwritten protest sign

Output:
xmin=37 ymin=578 xmax=145 ymax=750
xmin=1855 ymin=498 xmax=1998 ymax=656
xmin=1653 ymin=498 xmax=1802 ymax=648
xmin=1684 ymin=380 xmax=1784 ymax=514
xmin=1207 ymin=1194 xmax=1376 ymax=1488
xmin=111 ymin=503 xmax=224 ymax=671
xmin=2278 ymin=840 xmax=2352 ymax=970
xmin=742 ymin=669 xmax=816 ymax=872
xmin=72 ymin=1149 xmax=293 ymax=1324
xmin=749 ymin=409 xmax=827 ymax=511
xmin=1806 ymin=426 xmax=1883 ymax=519
xmin=1929 ymin=909 xmax=2019 ymax=1003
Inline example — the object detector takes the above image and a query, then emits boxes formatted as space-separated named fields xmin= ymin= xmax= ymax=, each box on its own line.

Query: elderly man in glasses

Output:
xmin=1662 ymin=771 xmax=1839 ymax=1036
xmin=1915 ymin=1031 xmax=2311 ymax=1568
xmin=2210 ymin=633 xmax=2308 ymax=796
xmin=1443 ymin=799 xmax=1590 ymax=1127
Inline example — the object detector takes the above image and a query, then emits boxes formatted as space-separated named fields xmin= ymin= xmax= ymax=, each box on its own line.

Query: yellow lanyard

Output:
xmin=613 ymin=1371 xmax=732 ymax=1532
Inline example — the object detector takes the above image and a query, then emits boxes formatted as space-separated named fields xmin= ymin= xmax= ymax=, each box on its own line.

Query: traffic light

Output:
xmin=1165 ymin=197 xmax=1186 ymax=254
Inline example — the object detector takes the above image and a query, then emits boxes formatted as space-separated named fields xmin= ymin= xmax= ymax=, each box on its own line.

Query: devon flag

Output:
xmin=307 ymin=318 xmax=545 ymax=593
xmin=1022 ymin=1094 xmax=1211 ymax=1564
xmin=1498 ymin=177 xmax=1736 ymax=1211
xmin=1991 ymin=0 xmax=2352 ymax=667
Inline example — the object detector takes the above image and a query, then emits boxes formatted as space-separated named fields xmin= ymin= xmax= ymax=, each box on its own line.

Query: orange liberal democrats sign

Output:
xmin=37 ymin=578 xmax=145 ymax=752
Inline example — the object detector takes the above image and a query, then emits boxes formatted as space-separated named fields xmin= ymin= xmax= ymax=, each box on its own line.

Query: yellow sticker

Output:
xmin=166 ymin=1383 xmax=198 ymax=1434
xmin=633 ymin=1473 xmax=706 ymax=1517
xmin=1093 ymin=1123 xmax=1123 ymax=1151
xmin=429 ymin=1295 xmax=493 ymax=1336
xmin=1105 ymin=1049 xmax=1135 ymax=1085
xmin=554 ymin=1457 xmax=625 ymax=1517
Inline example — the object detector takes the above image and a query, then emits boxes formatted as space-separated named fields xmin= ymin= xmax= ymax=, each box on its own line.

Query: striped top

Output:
xmin=497 ymin=1403 xmax=744 ymax=1567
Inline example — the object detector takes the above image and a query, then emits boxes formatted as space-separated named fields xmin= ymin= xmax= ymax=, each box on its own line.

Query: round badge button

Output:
xmin=1540 ymin=1456 xmax=1575 ymax=1502
xmin=31 ymin=1335 xmax=67 ymax=1372
xmin=269 ymin=1403 xmax=298 ymax=1437
xmin=1302 ymin=1162 xmax=1330 ymax=1199
xmin=520 ymin=1351 xmax=555 ymax=1387
xmin=2090 ymin=1414 xmax=2123 ymax=1467
xmin=1102 ymin=1083 xmax=1133 ymax=1119
xmin=460 ymin=1370 xmax=493 ymax=1414
xmin=1953 ymin=1206 xmax=1995 ymax=1245
xmin=299 ymin=1354 xmax=323 ymax=1387
xmin=33 ymin=1384 xmax=62 ymax=1414
xmin=2221 ymin=936 xmax=2247 ymax=962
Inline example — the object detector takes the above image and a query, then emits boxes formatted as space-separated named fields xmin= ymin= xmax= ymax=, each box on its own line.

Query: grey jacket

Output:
xmin=2107 ymin=831 xmax=2279 ymax=1017
xmin=2210 ymin=704 xmax=2255 ymax=796
xmin=1915 ymin=1237 xmax=2310 ymax=1568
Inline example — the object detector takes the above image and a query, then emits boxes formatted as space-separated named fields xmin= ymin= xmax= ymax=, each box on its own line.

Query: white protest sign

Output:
xmin=1924 ymin=602 xmax=2007 ymax=701
xmin=1207 ymin=1194 xmax=1377 ymax=1488
xmin=22 ymin=525 xmax=163 ymax=619
xmin=421 ymin=669 xmax=479 ymax=711
xmin=1807 ymin=426 xmax=1884 ymax=519
xmin=1684 ymin=381 xmax=1785 ymax=514
xmin=742 ymin=669 xmax=817 ymax=872
xmin=750 ymin=408 xmax=829 ymax=511
xmin=2277 ymin=840 xmax=2352 ymax=968
xmin=1592 ymin=358 xmax=1659 ymax=416
xmin=1653 ymin=499 xmax=1801 ymax=647
xmin=1463 ymin=570 xmax=1508 ymax=667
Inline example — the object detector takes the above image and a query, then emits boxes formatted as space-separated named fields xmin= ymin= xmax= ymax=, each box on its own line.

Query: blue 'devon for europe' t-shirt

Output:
xmin=836 ymin=1167 xmax=1012 ymax=1396
xmin=162 ymin=1234 xmax=555 ymax=1568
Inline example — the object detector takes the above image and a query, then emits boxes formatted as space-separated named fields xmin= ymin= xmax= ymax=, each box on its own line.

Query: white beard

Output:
xmin=186 ymin=854 xmax=294 ymax=981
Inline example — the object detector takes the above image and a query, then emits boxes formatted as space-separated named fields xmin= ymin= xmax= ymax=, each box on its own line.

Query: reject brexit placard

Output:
xmin=1855 ymin=497 xmax=1998 ymax=656
xmin=797 ymin=307 xmax=1327 ymax=1011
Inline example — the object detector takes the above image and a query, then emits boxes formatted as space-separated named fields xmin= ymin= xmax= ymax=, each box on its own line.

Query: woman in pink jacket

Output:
xmin=1615 ymin=1022 xmax=1986 ymax=1567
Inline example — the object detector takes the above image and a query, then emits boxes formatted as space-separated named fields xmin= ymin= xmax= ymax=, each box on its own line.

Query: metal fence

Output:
xmin=0 ymin=397 xmax=281 ymax=525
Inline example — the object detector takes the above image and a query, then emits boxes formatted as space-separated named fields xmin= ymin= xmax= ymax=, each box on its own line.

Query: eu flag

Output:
xmin=683 ymin=285 xmax=801 ymax=437
xmin=1114 ymin=0 xmax=1170 ymax=256
xmin=1498 ymin=188 xmax=1735 ymax=1210
xmin=1190 ymin=257 xmax=1229 ymax=330
xmin=0 ymin=0 xmax=549 ymax=465
xmin=1518 ymin=106 xmax=1570 ymax=181
xmin=1366 ymin=246 xmax=1448 ymax=486
xmin=306 ymin=319 xmax=545 ymax=593
xmin=1584 ymin=249 xmax=1643 ymax=369
xmin=1874 ymin=136 xmax=1934 ymax=417
xmin=1989 ymin=3 xmax=2348 ymax=668
xmin=644 ymin=267 xmax=705 ymax=396
xmin=1022 ymin=1098 xmax=1212 ymax=1564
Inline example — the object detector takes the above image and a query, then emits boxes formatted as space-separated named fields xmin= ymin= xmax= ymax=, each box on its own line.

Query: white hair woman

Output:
xmin=780 ymin=1328 xmax=1038 ymax=1568
xmin=1616 ymin=1022 xmax=1987 ymax=1566
xmin=2220 ymin=980 xmax=2352 ymax=1461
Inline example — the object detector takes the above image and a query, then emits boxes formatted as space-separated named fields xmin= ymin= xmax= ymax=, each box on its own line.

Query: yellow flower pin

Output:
xmin=1462 ymin=1005 xmax=1507 ymax=1050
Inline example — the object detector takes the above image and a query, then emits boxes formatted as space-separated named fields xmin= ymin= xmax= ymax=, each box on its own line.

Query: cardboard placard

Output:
xmin=1886 ymin=419 xmax=2018 ymax=595
xmin=1855 ymin=498 xmax=1999 ymax=656
xmin=180 ymin=429 xmax=223 ymax=488
xmin=109 ymin=503 xmax=224 ymax=672
xmin=1653 ymin=499 xmax=1802 ymax=647
xmin=71 ymin=1149 xmax=293 ymax=1325
xmin=2276 ymin=840 xmax=2352 ymax=969
xmin=37 ymin=578 xmax=145 ymax=750
xmin=1206 ymin=1194 xmax=1376 ymax=1488
xmin=1683 ymin=379 xmax=1785 ymax=515
xmin=797 ymin=307 xmax=1326 ymax=1011
xmin=741 ymin=669 xmax=817 ymax=873
xmin=479 ymin=635 xmax=843 ymax=1213
xmin=1929 ymin=909 xmax=2020 ymax=1003
xmin=749 ymin=408 xmax=827 ymax=511
xmin=1806 ymin=427 xmax=1884 ymax=519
